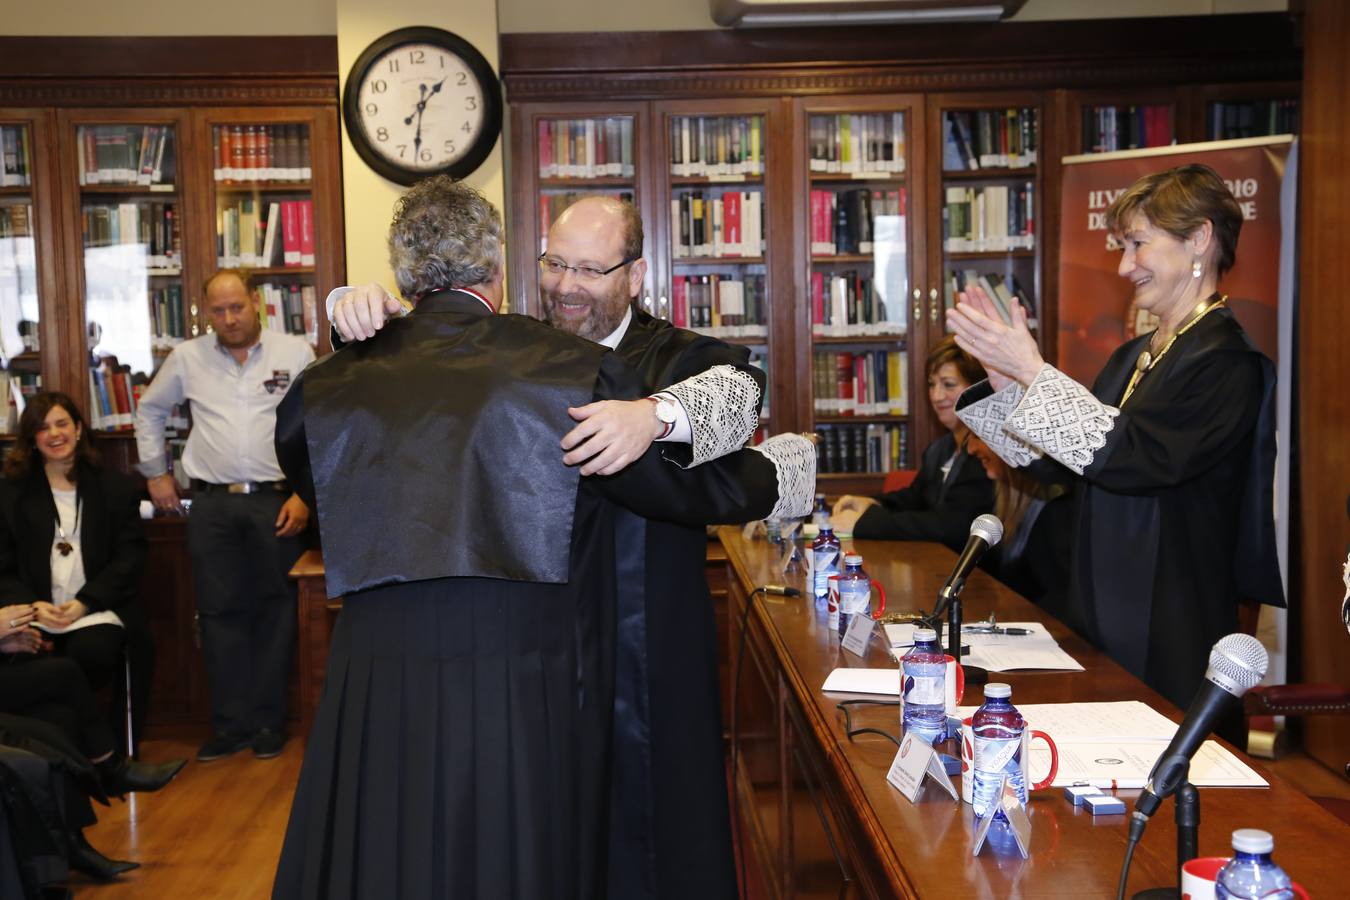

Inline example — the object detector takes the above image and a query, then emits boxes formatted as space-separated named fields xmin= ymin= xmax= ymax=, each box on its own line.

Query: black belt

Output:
xmin=190 ymin=479 xmax=289 ymax=495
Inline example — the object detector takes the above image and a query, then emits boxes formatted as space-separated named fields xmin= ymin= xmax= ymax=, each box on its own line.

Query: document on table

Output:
xmin=884 ymin=622 xmax=1084 ymax=672
xmin=821 ymin=668 xmax=899 ymax=695
xmin=1028 ymin=740 xmax=1267 ymax=789
xmin=946 ymin=701 xmax=1268 ymax=789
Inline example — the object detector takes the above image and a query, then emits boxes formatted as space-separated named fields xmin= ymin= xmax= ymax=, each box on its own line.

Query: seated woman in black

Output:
xmin=832 ymin=336 xmax=995 ymax=550
xmin=0 ymin=392 xmax=154 ymax=740
xmin=0 ymin=607 xmax=185 ymax=881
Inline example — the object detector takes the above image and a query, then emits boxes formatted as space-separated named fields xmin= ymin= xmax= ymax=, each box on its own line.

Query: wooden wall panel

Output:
xmin=1296 ymin=0 xmax=1350 ymax=773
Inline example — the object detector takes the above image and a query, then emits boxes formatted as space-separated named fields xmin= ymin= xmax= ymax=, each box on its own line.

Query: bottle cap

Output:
xmin=984 ymin=683 xmax=1012 ymax=699
xmin=844 ymin=553 xmax=863 ymax=566
xmin=819 ymin=523 xmax=834 ymax=533
xmin=913 ymin=627 xmax=937 ymax=642
xmin=1231 ymin=829 xmax=1274 ymax=854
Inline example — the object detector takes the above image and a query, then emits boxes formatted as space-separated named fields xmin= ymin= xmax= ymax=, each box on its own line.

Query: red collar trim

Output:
xmin=455 ymin=288 xmax=495 ymax=314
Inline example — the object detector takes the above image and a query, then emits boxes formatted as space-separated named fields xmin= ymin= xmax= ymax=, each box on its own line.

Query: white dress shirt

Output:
xmin=134 ymin=330 xmax=315 ymax=483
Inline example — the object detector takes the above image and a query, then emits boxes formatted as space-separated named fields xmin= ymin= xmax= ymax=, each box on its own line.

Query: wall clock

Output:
xmin=343 ymin=26 xmax=502 ymax=185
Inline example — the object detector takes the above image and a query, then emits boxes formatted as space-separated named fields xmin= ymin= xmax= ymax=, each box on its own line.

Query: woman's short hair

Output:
xmin=3 ymin=391 xmax=99 ymax=480
xmin=1105 ymin=163 xmax=1244 ymax=277
xmin=925 ymin=335 xmax=987 ymax=387
xmin=388 ymin=176 xmax=503 ymax=299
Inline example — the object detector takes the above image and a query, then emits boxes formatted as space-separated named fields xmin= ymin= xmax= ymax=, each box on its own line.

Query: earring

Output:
xmin=1192 ymin=257 xmax=1203 ymax=279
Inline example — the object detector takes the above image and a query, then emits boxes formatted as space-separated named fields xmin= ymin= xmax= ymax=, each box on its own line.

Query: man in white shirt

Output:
xmin=134 ymin=270 xmax=314 ymax=763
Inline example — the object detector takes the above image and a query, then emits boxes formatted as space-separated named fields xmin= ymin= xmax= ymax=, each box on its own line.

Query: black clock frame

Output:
xmin=342 ymin=26 xmax=503 ymax=186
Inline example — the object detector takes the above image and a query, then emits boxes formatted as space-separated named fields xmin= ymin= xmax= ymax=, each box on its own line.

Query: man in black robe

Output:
xmin=272 ymin=178 xmax=814 ymax=900
xmin=329 ymin=196 xmax=768 ymax=900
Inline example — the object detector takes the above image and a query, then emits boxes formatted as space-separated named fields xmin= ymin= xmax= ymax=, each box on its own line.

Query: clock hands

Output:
xmin=402 ymin=79 xmax=447 ymax=160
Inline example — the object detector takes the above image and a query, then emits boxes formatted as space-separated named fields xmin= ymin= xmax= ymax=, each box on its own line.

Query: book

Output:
xmin=281 ymin=201 xmax=301 ymax=267
xmin=298 ymin=200 xmax=315 ymax=266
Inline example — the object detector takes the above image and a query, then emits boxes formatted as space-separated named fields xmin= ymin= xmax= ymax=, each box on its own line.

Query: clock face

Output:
xmin=343 ymin=28 xmax=502 ymax=185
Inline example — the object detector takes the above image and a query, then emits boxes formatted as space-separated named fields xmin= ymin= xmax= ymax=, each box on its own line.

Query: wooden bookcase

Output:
xmin=0 ymin=37 xmax=344 ymax=731
xmin=502 ymin=13 xmax=1302 ymax=497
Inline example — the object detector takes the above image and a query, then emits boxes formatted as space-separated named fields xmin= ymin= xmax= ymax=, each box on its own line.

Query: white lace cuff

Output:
xmin=956 ymin=381 xmax=1042 ymax=469
xmin=750 ymin=434 xmax=816 ymax=520
xmin=1005 ymin=364 xmax=1120 ymax=475
xmin=665 ymin=364 xmax=762 ymax=467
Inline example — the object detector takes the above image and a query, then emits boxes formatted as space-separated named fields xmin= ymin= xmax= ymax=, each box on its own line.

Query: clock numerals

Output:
xmin=346 ymin=29 xmax=500 ymax=183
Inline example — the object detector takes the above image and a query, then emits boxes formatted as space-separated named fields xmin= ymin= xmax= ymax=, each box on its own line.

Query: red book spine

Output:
xmin=298 ymin=200 xmax=315 ymax=266
xmin=672 ymin=275 xmax=687 ymax=328
xmin=281 ymin=200 xmax=300 ymax=266
xmin=836 ymin=352 xmax=854 ymax=414
xmin=230 ymin=125 xmax=246 ymax=178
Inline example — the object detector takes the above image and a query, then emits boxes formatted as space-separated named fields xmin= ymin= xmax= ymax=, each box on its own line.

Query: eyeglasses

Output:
xmin=537 ymin=253 xmax=637 ymax=281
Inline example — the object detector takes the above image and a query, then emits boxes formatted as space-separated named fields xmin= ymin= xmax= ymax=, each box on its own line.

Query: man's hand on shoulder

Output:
xmin=561 ymin=399 xmax=664 ymax=476
xmin=333 ymin=283 xmax=405 ymax=342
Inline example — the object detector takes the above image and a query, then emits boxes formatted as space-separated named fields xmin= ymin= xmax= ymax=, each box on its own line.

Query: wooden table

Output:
xmin=289 ymin=548 xmax=337 ymax=730
xmin=721 ymin=528 xmax=1350 ymax=898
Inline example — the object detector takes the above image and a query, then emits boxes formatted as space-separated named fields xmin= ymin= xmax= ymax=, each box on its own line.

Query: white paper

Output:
xmin=954 ymin=701 xmax=1180 ymax=744
xmin=1029 ymin=740 xmax=1267 ymax=789
xmin=887 ymin=621 xmax=1084 ymax=672
xmin=821 ymin=667 xmax=899 ymax=695
xmin=34 ymin=609 xmax=124 ymax=634
xmin=965 ymin=644 xmax=1085 ymax=673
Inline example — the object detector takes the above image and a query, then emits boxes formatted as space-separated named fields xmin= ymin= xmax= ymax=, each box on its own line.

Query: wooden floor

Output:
xmin=68 ymin=735 xmax=1350 ymax=898
xmin=79 ymin=736 xmax=303 ymax=899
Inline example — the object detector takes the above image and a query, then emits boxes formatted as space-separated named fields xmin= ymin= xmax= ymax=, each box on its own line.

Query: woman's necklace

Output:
xmin=1122 ymin=291 xmax=1226 ymax=404
xmin=54 ymin=499 xmax=80 ymax=557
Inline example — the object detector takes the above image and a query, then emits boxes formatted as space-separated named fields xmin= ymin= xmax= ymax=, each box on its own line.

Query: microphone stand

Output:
xmin=1132 ymin=764 xmax=1199 ymax=900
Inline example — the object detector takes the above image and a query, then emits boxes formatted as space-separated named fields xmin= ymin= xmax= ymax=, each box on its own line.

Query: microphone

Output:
xmin=939 ymin=514 xmax=1004 ymax=603
xmin=759 ymin=584 xmax=801 ymax=596
xmin=1134 ymin=633 xmax=1269 ymax=820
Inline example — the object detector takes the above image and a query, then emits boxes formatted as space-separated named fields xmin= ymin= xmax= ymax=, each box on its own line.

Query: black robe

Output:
xmin=606 ymin=305 xmax=764 ymax=900
xmin=270 ymin=291 xmax=782 ymax=900
xmin=851 ymin=431 xmax=995 ymax=551
xmin=962 ymin=307 xmax=1284 ymax=714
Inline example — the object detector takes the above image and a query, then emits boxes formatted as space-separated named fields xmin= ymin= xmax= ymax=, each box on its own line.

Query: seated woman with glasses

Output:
xmin=0 ymin=393 xmax=155 ymax=744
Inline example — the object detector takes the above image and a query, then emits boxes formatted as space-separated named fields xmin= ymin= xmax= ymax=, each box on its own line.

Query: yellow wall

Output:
xmin=336 ymin=2 xmax=504 ymax=292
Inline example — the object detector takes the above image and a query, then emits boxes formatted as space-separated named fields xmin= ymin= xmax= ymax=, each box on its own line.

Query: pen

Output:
xmin=965 ymin=626 xmax=1033 ymax=635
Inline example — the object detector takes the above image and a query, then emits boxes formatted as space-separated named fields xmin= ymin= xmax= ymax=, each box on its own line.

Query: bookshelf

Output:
xmin=500 ymin=13 xmax=1301 ymax=497
xmin=47 ymin=106 xmax=343 ymax=445
xmin=0 ymin=116 xmax=50 ymax=432
xmin=655 ymin=99 xmax=779 ymax=428
xmin=926 ymin=92 xmax=1046 ymax=467
xmin=796 ymin=95 xmax=923 ymax=488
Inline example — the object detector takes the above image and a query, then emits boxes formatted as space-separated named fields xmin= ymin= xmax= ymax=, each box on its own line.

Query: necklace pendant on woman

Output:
xmin=1136 ymin=350 xmax=1153 ymax=373
xmin=56 ymin=540 xmax=73 ymax=557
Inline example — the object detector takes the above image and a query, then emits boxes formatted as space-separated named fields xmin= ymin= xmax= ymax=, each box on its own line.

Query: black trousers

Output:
xmin=0 ymin=657 xmax=115 ymax=759
xmin=187 ymin=490 xmax=302 ymax=737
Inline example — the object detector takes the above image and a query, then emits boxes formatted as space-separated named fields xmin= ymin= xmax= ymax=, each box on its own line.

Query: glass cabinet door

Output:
xmin=208 ymin=119 xmax=320 ymax=348
xmin=0 ymin=121 xmax=42 ymax=432
xmin=75 ymin=120 xmax=186 ymax=433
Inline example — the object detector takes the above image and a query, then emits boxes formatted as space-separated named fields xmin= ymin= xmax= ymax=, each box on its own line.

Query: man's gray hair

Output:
xmin=388 ymin=175 xmax=503 ymax=298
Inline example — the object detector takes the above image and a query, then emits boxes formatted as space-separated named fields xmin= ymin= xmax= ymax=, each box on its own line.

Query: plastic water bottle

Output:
xmin=901 ymin=627 xmax=947 ymax=745
xmin=971 ymin=683 xmax=1025 ymax=818
xmin=811 ymin=523 xmax=841 ymax=611
xmin=812 ymin=493 xmax=830 ymax=528
xmin=1215 ymin=829 xmax=1294 ymax=899
xmin=835 ymin=553 xmax=871 ymax=638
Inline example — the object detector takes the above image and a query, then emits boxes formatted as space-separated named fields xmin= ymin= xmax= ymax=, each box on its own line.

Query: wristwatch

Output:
xmin=649 ymin=394 xmax=679 ymax=439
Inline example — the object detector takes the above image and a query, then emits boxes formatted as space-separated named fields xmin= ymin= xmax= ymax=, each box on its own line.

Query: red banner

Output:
xmin=1056 ymin=138 xmax=1291 ymax=385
